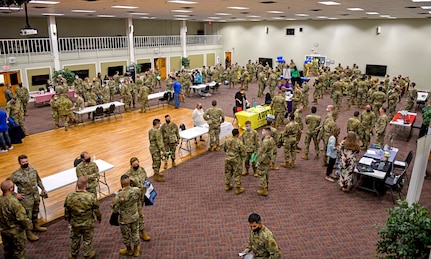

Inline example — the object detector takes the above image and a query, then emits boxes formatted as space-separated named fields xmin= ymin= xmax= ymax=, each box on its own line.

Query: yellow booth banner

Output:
xmin=235 ymin=105 xmax=273 ymax=129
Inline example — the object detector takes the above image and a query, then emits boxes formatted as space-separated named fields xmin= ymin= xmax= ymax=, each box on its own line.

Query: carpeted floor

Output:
xmin=1 ymin=79 xmax=430 ymax=258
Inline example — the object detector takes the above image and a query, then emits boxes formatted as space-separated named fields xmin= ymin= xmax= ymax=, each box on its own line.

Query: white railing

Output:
xmin=134 ymin=35 xmax=181 ymax=48
xmin=187 ymin=35 xmax=221 ymax=46
xmin=0 ymin=38 xmax=51 ymax=55
xmin=58 ymin=36 xmax=128 ymax=52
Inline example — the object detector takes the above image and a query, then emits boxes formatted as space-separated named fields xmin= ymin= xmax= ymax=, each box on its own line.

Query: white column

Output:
xmin=127 ymin=18 xmax=135 ymax=64
xmin=180 ymin=20 xmax=187 ymax=58
xmin=47 ymin=16 xmax=60 ymax=70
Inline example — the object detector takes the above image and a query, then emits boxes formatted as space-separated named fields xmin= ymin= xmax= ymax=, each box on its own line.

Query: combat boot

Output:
xmin=314 ymin=154 xmax=320 ymax=160
xmin=119 ymin=247 xmax=133 ymax=256
xmin=280 ymin=163 xmax=290 ymax=168
xmin=26 ymin=230 xmax=39 ymax=241
xmin=257 ymin=188 xmax=268 ymax=196
xmin=270 ymin=163 xmax=279 ymax=170
xmin=133 ymin=246 xmax=140 ymax=257
xmin=163 ymin=162 xmax=167 ymax=169
xmin=85 ymin=250 xmax=96 ymax=259
xmin=225 ymin=184 xmax=233 ymax=191
xmin=242 ymin=170 xmax=248 ymax=176
xmin=235 ymin=187 xmax=245 ymax=195
xmin=69 ymin=253 xmax=77 ymax=259
xmin=253 ymin=172 xmax=258 ymax=177
xmin=154 ymin=174 xmax=166 ymax=182
xmin=215 ymin=146 xmax=221 ymax=151
xmin=172 ymin=160 xmax=177 ymax=167
xmin=140 ymin=230 xmax=151 ymax=241
xmin=295 ymin=146 xmax=302 ymax=150
xmin=345 ymin=105 xmax=351 ymax=111
xmin=301 ymin=154 xmax=309 ymax=160
xmin=290 ymin=160 xmax=295 ymax=168
xmin=33 ymin=224 xmax=47 ymax=232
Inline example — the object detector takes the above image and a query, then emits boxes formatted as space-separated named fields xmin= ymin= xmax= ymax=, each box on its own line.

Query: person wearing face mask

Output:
xmin=160 ymin=115 xmax=180 ymax=169
xmin=360 ymin=104 xmax=376 ymax=150
xmin=240 ymin=213 xmax=281 ymax=259
xmin=192 ymin=103 xmax=205 ymax=144
xmin=6 ymin=97 xmax=28 ymax=136
xmin=256 ymin=127 xmax=275 ymax=196
xmin=235 ymin=87 xmax=249 ymax=111
xmin=76 ymin=151 xmax=100 ymax=198
xmin=124 ymin=157 xmax=151 ymax=242
xmin=9 ymin=154 xmax=48 ymax=241
xmin=241 ymin=121 xmax=260 ymax=177
xmin=15 ymin=83 xmax=30 ymax=116
xmin=149 ymin=119 xmax=166 ymax=182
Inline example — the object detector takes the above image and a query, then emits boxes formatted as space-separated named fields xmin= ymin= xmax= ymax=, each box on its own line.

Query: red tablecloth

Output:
xmin=391 ymin=112 xmax=416 ymax=125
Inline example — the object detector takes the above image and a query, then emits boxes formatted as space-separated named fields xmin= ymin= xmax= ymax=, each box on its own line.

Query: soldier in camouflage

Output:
xmin=301 ymin=106 xmax=321 ymax=160
xmin=102 ymin=82 xmax=111 ymax=103
xmin=138 ymin=82 xmax=149 ymax=113
xmin=268 ymin=70 xmax=279 ymax=98
xmin=50 ymin=94 xmax=60 ymax=129
xmin=319 ymin=114 xmax=337 ymax=167
xmin=256 ymin=127 xmax=274 ymax=196
xmin=121 ymin=79 xmax=132 ymax=112
xmin=360 ymin=105 xmax=376 ymax=150
xmin=149 ymin=119 xmax=166 ymax=182
xmin=76 ymin=152 xmax=100 ymax=197
xmin=112 ymin=174 xmax=141 ymax=257
xmin=301 ymin=81 xmax=310 ymax=109
xmin=160 ymin=115 xmax=180 ymax=169
xmin=370 ymin=86 xmax=388 ymax=116
xmin=124 ymin=157 xmax=151 ymax=241
xmin=64 ymin=176 xmax=101 ymax=259
xmin=266 ymin=117 xmax=280 ymax=171
xmin=10 ymin=154 xmax=47 ymax=241
xmin=15 ymin=83 xmax=30 ymax=116
xmin=375 ymin=107 xmax=389 ymax=146
xmin=387 ymin=87 xmax=399 ymax=119
xmin=281 ymin=113 xmax=301 ymax=168
xmin=203 ymin=100 xmax=225 ymax=151
xmin=6 ymin=97 xmax=28 ymax=135
xmin=292 ymin=84 xmax=303 ymax=112
xmin=346 ymin=111 xmax=361 ymax=138
xmin=241 ymin=121 xmax=260 ymax=177
xmin=0 ymin=180 xmax=32 ymax=258
xmin=257 ymin=70 xmax=267 ymax=98
xmin=404 ymin=82 xmax=418 ymax=111
xmin=270 ymin=90 xmax=286 ymax=129
xmin=331 ymin=77 xmax=344 ymax=111
xmin=293 ymin=104 xmax=303 ymax=151
xmin=224 ymin=129 xmax=246 ymax=194
xmin=356 ymin=76 xmax=368 ymax=108
xmin=57 ymin=93 xmax=77 ymax=131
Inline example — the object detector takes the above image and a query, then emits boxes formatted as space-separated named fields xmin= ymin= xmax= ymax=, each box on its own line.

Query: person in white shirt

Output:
xmin=192 ymin=103 xmax=205 ymax=144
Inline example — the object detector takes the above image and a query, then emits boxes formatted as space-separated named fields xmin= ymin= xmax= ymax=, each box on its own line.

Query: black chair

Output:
xmin=158 ymin=92 xmax=171 ymax=107
xmin=394 ymin=150 xmax=413 ymax=181
xmin=265 ymin=92 xmax=272 ymax=105
xmin=93 ymin=106 xmax=105 ymax=122
xmin=104 ymin=104 xmax=116 ymax=121
xmin=384 ymin=170 xmax=407 ymax=203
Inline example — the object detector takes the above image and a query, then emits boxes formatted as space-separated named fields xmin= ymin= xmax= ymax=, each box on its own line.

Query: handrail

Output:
xmin=0 ymin=38 xmax=51 ymax=55
xmin=58 ymin=36 xmax=128 ymax=52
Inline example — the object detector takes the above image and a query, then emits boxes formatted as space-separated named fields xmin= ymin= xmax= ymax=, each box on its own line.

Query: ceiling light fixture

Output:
xmin=227 ymin=6 xmax=250 ymax=10
xmin=42 ymin=13 xmax=64 ymax=16
xmin=0 ymin=6 xmax=21 ymax=10
xmin=168 ymin=0 xmax=197 ymax=4
xmin=111 ymin=5 xmax=139 ymax=9
xmin=71 ymin=10 xmax=96 ymax=13
xmin=29 ymin=1 xmax=59 ymax=4
xmin=295 ymin=13 xmax=309 ymax=16
xmin=316 ymin=16 xmax=328 ymax=18
xmin=366 ymin=11 xmax=380 ymax=15
xmin=328 ymin=17 xmax=339 ymax=20
xmin=207 ymin=16 xmax=221 ymax=19
xmin=267 ymin=10 xmax=284 ymax=14
xmin=347 ymin=7 xmax=364 ymax=11
xmin=214 ymin=13 xmax=231 ymax=16
xmin=318 ymin=1 xmax=341 ymax=5
xmin=421 ymin=5 xmax=431 ymax=9
xmin=247 ymin=15 xmax=261 ymax=18
xmin=412 ymin=0 xmax=431 ymax=2
xmin=171 ymin=9 xmax=193 ymax=13
xmin=97 ymin=14 xmax=116 ymax=18
xmin=130 ymin=12 xmax=150 ymax=15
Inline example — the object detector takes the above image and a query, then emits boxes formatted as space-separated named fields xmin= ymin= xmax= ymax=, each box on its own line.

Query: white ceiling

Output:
xmin=1 ymin=0 xmax=431 ymax=21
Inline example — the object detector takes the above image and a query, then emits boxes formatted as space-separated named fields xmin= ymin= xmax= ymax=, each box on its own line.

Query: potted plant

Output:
xmin=181 ymin=57 xmax=190 ymax=69
xmin=376 ymin=200 xmax=431 ymax=258
xmin=52 ymin=69 xmax=75 ymax=85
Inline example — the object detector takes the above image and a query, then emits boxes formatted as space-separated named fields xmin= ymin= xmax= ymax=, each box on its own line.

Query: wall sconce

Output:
xmin=265 ymin=27 xmax=269 ymax=34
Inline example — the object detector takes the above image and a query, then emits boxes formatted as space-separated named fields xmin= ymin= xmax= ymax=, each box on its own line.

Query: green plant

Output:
xmin=52 ymin=69 xmax=75 ymax=85
xmin=135 ymin=63 xmax=142 ymax=74
xmin=376 ymin=200 xmax=431 ymax=259
xmin=181 ymin=57 xmax=190 ymax=68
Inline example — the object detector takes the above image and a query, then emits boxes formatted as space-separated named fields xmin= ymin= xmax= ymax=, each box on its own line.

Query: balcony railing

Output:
xmin=187 ymin=35 xmax=221 ymax=45
xmin=0 ymin=38 xmax=51 ymax=55
xmin=134 ymin=35 xmax=181 ymax=48
xmin=58 ymin=36 xmax=128 ymax=52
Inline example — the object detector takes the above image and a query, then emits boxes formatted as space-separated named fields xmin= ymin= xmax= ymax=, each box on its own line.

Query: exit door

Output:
xmin=0 ymin=70 xmax=21 ymax=106
xmin=225 ymin=52 xmax=232 ymax=69
xmin=154 ymin=57 xmax=167 ymax=80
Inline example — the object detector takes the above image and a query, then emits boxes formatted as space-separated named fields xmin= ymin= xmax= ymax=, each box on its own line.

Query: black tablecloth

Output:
xmin=8 ymin=125 xmax=25 ymax=144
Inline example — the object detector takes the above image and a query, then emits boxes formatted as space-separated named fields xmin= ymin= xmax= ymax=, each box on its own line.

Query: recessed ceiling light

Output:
xmin=379 ymin=14 xmax=391 ymax=17
xmin=366 ymin=11 xmax=380 ymax=15
xmin=347 ymin=7 xmax=364 ymax=11
xmin=214 ymin=13 xmax=231 ymax=16
xmin=272 ymin=17 xmax=284 ymax=19
xmin=140 ymin=16 xmax=156 ymax=19
xmin=421 ymin=5 xmax=431 ymax=9
xmin=173 ymin=14 xmax=190 ymax=17
xmin=207 ymin=16 xmax=221 ymax=19
xmin=174 ymin=18 xmax=188 ymax=20
xmin=328 ymin=17 xmax=339 ymax=20
xmin=295 ymin=13 xmax=309 ymax=16
xmin=168 ymin=0 xmax=197 ymax=4
xmin=42 ymin=13 xmax=64 ymax=16
xmin=286 ymin=18 xmax=297 ymax=20
xmin=227 ymin=6 xmax=250 ymax=10
xmin=29 ymin=1 xmax=59 ymax=4
xmin=0 ymin=6 xmax=21 ymax=10
xmin=267 ymin=10 xmax=284 ymax=14
xmin=171 ymin=9 xmax=193 ymax=13
xmin=111 ymin=5 xmax=138 ymax=9
xmin=316 ymin=16 xmax=328 ymax=18
xmin=412 ymin=0 xmax=431 ymax=2
xmin=71 ymin=10 xmax=96 ymax=13
xmin=97 ymin=14 xmax=116 ymax=18
xmin=318 ymin=1 xmax=341 ymax=5
xmin=247 ymin=15 xmax=261 ymax=18
xmin=130 ymin=12 xmax=150 ymax=15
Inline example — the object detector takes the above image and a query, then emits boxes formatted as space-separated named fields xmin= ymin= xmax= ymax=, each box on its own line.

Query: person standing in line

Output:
xmin=241 ymin=120 xmax=260 ymax=177
xmin=149 ymin=119 xmax=166 ymax=182
xmin=172 ymin=77 xmax=182 ymax=109
xmin=0 ymin=109 xmax=13 ymax=152
xmin=64 ymin=176 xmax=101 ymax=259
xmin=203 ymin=100 xmax=225 ymax=152
xmin=281 ymin=113 xmax=300 ymax=168
xmin=325 ymin=126 xmax=340 ymax=183
xmin=75 ymin=152 xmax=100 ymax=198
xmin=160 ymin=115 xmax=180 ymax=169
xmin=338 ymin=132 xmax=360 ymax=193
xmin=15 ymin=83 xmax=30 ymax=116
xmin=360 ymin=104 xmax=376 ymax=150
xmin=256 ymin=127 xmax=274 ymax=196
xmin=112 ymin=174 xmax=141 ymax=257
xmin=301 ymin=106 xmax=321 ymax=160
xmin=3 ymin=84 xmax=14 ymax=103
xmin=0 ymin=180 xmax=32 ymax=258
xmin=375 ymin=107 xmax=389 ymax=146
xmin=192 ymin=103 xmax=205 ymax=144
xmin=240 ymin=213 xmax=281 ymax=259
xmin=6 ymin=97 xmax=28 ymax=136
xmin=404 ymin=82 xmax=417 ymax=111
xmin=270 ymin=90 xmax=286 ymax=129
xmin=124 ymin=157 xmax=151 ymax=241
xmin=9 ymin=154 xmax=48 ymax=241
xmin=223 ymin=129 xmax=246 ymax=194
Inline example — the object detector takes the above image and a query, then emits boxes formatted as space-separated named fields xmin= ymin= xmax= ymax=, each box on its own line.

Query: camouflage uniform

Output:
xmin=293 ymin=109 xmax=303 ymax=147
xmin=160 ymin=122 xmax=180 ymax=164
xmin=371 ymin=90 xmax=388 ymax=116
xmin=347 ymin=116 xmax=361 ymax=137
xmin=76 ymin=161 xmax=100 ymax=197
xmin=85 ymin=91 xmax=97 ymax=107
xmin=15 ymin=86 xmax=30 ymax=115
xmin=0 ymin=194 xmax=32 ymax=259
xmin=102 ymin=85 xmax=111 ymax=103
xmin=73 ymin=78 xmax=84 ymax=97
xmin=121 ymin=83 xmax=132 ymax=111
xmin=241 ymin=70 xmax=250 ymax=90
xmin=292 ymin=88 xmax=303 ymax=112
xmin=375 ymin=113 xmax=389 ymax=145
xmin=125 ymin=166 xmax=147 ymax=233
xmin=224 ymin=136 xmax=246 ymax=188
xmin=10 ymin=165 xmax=46 ymax=229
xmin=228 ymin=68 xmax=237 ymax=89
xmin=64 ymin=190 xmax=101 ymax=258
xmin=113 ymin=74 xmax=120 ymax=92
xmin=360 ymin=110 xmax=376 ymax=148
xmin=182 ymin=72 xmax=192 ymax=97
xmin=303 ymin=113 xmax=321 ymax=158
xmin=302 ymin=82 xmax=310 ymax=108
xmin=244 ymin=225 xmax=281 ymax=259
xmin=50 ymin=96 xmax=60 ymax=128
xmin=203 ymin=106 xmax=225 ymax=150
xmin=257 ymin=135 xmax=274 ymax=190
xmin=356 ymin=79 xmax=368 ymax=108
xmin=75 ymin=95 xmax=85 ymax=110
xmin=319 ymin=116 xmax=337 ymax=166
xmin=404 ymin=87 xmax=418 ymax=111
xmin=108 ymin=79 xmax=116 ymax=101
xmin=268 ymin=72 xmax=279 ymax=97
xmin=6 ymin=99 xmax=27 ymax=135
xmin=282 ymin=120 xmax=300 ymax=166
xmin=269 ymin=126 xmax=280 ymax=168
xmin=257 ymin=71 xmax=267 ymax=98
xmin=241 ymin=128 xmax=260 ymax=175
xmin=149 ymin=127 xmax=165 ymax=179
xmin=57 ymin=95 xmax=75 ymax=130
xmin=331 ymin=80 xmax=344 ymax=110
xmin=112 ymin=186 xmax=141 ymax=251
xmin=138 ymin=85 xmax=149 ymax=113
xmin=270 ymin=94 xmax=286 ymax=128
xmin=387 ymin=90 xmax=399 ymax=119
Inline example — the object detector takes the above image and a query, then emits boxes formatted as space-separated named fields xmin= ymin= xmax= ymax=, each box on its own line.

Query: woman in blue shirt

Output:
xmin=325 ymin=126 xmax=340 ymax=182
xmin=0 ymin=110 xmax=13 ymax=152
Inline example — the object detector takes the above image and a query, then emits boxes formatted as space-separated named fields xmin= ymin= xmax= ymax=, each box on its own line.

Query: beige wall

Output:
xmin=0 ymin=17 xmax=49 ymax=38
xmin=100 ymin=61 xmax=127 ymax=77
xmin=189 ymin=54 xmax=204 ymax=69
xmin=133 ymin=20 xmax=204 ymax=36
xmin=170 ymin=56 xmax=181 ymax=71
xmin=26 ymin=67 xmax=51 ymax=92
xmin=56 ymin=18 xmax=126 ymax=37
xmin=64 ymin=64 xmax=97 ymax=80
xmin=206 ymin=53 xmax=215 ymax=67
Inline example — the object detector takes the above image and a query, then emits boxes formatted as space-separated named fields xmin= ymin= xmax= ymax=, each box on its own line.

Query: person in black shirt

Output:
xmin=235 ymin=88 xmax=249 ymax=111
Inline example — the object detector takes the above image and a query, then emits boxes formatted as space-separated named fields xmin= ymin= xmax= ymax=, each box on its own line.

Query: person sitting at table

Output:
xmin=235 ymin=88 xmax=249 ymax=111
xmin=0 ymin=109 xmax=13 ymax=152
xmin=72 ymin=93 xmax=84 ymax=111
xmin=46 ymin=79 xmax=54 ymax=92
xmin=192 ymin=103 xmax=205 ymax=144
xmin=338 ymin=131 xmax=360 ymax=193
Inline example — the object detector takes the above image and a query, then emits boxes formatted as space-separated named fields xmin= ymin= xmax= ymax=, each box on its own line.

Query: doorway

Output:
xmin=154 ymin=57 xmax=167 ymax=80
xmin=0 ymin=70 xmax=21 ymax=106
xmin=225 ymin=52 xmax=232 ymax=69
